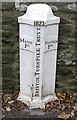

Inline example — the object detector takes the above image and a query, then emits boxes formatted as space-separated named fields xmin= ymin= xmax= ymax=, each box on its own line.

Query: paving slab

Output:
xmin=2 ymin=109 xmax=76 ymax=120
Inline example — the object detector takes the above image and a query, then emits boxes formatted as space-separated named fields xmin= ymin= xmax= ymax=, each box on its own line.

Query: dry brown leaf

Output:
xmin=1 ymin=115 xmax=5 ymax=119
xmin=6 ymin=107 xmax=11 ymax=112
xmin=74 ymin=110 xmax=77 ymax=115
xmin=8 ymin=100 xmax=14 ymax=104
xmin=7 ymin=96 xmax=11 ymax=101
xmin=57 ymin=92 xmax=62 ymax=97
xmin=58 ymin=112 xmax=70 ymax=119
xmin=62 ymin=105 xmax=66 ymax=110
xmin=2 ymin=109 xmax=5 ymax=112
xmin=75 ymin=103 xmax=77 ymax=110
xmin=71 ymin=110 xmax=74 ymax=117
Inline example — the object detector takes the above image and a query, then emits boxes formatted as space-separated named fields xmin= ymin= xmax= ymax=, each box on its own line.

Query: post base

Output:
xmin=43 ymin=94 xmax=58 ymax=104
xmin=17 ymin=93 xmax=58 ymax=109
xmin=17 ymin=92 xmax=31 ymax=107
xmin=30 ymin=97 xmax=44 ymax=109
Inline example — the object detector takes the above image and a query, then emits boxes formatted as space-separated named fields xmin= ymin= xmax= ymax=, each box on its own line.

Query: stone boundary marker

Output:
xmin=17 ymin=3 xmax=60 ymax=109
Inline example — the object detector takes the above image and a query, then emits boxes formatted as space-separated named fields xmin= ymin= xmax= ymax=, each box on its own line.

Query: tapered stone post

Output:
xmin=18 ymin=4 xmax=60 ymax=109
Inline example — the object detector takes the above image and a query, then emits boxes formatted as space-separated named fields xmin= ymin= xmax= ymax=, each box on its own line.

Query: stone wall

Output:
xmin=0 ymin=2 xmax=2 ymax=93
xmin=2 ymin=2 xmax=24 ymax=92
xmin=54 ymin=2 xmax=77 ymax=92
xmin=2 ymin=2 xmax=77 ymax=92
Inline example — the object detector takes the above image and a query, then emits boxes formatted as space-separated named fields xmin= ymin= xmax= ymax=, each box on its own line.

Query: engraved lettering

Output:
xmin=34 ymin=21 xmax=44 ymax=26
xmin=34 ymin=21 xmax=43 ymax=97
xmin=20 ymin=38 xmax=32 ymax=49
xmin=48 ymin=44 xmax=53 ymax=49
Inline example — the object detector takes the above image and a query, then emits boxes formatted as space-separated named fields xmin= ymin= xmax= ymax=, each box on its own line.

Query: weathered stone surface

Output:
xmin=2 ymin=2 xmax=15 ymax=11
xmin=2 ymin=2 xmax=23 ymax=92
xmin=15 ymin=2 xmax=27 ymax=11
xmin=0 ymin=5 xmax=2 ymax=11
xmin=67 ymin=3 xmax=77 ymax=11
xmin=50 ymin=5 xmax=58 ymax=11
xmin=2 ymin=108 xmax=77 ymax=120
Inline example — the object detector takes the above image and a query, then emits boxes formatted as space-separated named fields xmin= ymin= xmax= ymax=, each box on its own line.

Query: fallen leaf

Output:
xmin=8 ymin=96 xmax=11 ymax=101
xmin=71 ymin=110 xmax=74 ymax=117
xmin=8 ymin=100 xmax=14 ymax=104
xmin=6 ymin=107 xmax=11 ymax=112
xmin=74 ymin=110 xmax=77 ymax=115
xmin=2 ymin=109 xmax=5 ymax=112
xmin=75 ymin=103 xmax=77 ymax=110
xmin=46 ymin=104 xmax=50 ymax=108
xmin=1 ymin=115 xmax=5 ymax=119
xmin=62 ymin=105 xmax=66 ymax=110
xmin=65 ymin=91 xmax=70 ymax=100
xmin=57 ymin=92 xmax=62 ymax=98
xmin=58 ymin=112 xmax=70 ymax=119
xmin=4 ymin=96 xmax=11 ymax=103
xmin=4 ymin=96 xmax=9 ymax=103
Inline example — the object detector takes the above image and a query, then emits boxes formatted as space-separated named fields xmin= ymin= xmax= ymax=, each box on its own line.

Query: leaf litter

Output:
xmin=1 ymin=91 xmax=77 ymax=119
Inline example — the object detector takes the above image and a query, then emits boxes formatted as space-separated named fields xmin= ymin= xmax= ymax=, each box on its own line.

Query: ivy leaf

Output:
xmin=4 ymin=96 xmax=11 ymax=103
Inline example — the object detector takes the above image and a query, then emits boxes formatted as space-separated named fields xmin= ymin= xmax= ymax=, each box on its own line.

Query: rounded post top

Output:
xmin=18 ymin=4 xmax=60 ymax=25
xmin=25 ymin=4 xmax=53 ymax=21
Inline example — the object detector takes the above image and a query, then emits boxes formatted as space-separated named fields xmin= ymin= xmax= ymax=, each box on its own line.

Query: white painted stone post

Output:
xmin=18 ymin=4 xmax=60 ymax=109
